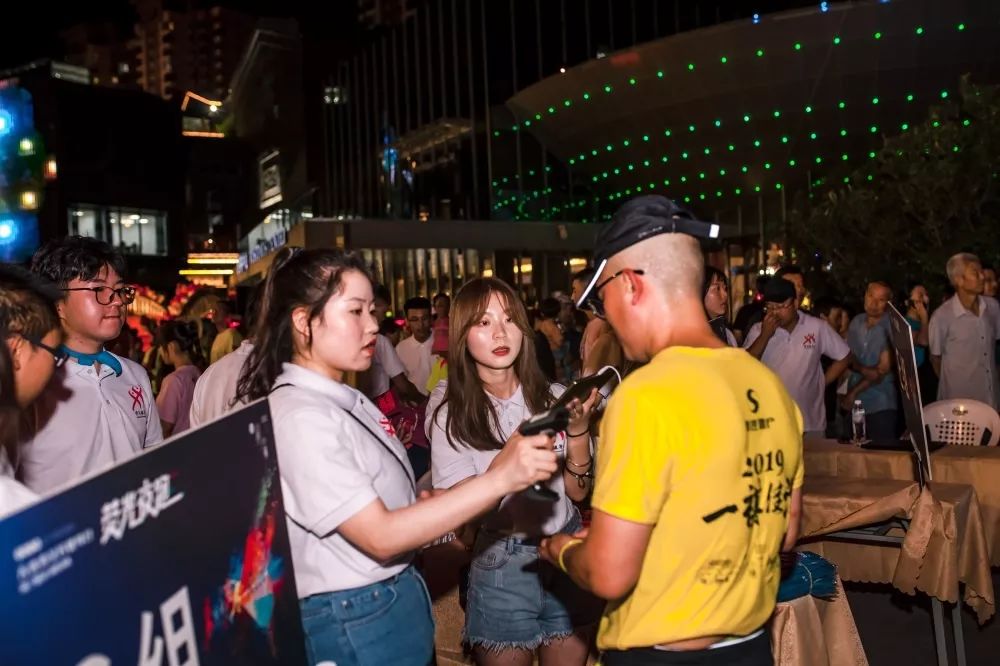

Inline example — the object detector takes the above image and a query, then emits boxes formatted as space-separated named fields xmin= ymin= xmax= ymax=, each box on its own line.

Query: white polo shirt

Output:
xmin=17 ymin=355 xmax=163 ymax=495
xmin=428 ymin=381 xmax=580 ymax=537
xmin=395 ymin=335 xmax=434 ymax=396
xmin=368 ymin=334 xmax=406 ymax=397
xmin=744 ymin=312 xmax=850 ymax=433
xmin=929 ymin=295 xmax=1000 ymax=408
xmin=189 ymin=340 xmax=253 ymax=428
xmin=269 ymin=363 xmax=416 ymax=597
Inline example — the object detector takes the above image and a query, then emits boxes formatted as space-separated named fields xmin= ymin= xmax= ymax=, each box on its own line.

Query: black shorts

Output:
xmin=602 ymin=631 xmax=770 ymax=666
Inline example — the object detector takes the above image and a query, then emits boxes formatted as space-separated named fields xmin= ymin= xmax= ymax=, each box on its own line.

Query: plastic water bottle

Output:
xmin=851 ymin=400 xmax=867 ymax=443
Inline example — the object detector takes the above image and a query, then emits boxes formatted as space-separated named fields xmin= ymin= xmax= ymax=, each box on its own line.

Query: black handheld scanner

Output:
xmin=517 ymin=406 xmax=569 ymax=501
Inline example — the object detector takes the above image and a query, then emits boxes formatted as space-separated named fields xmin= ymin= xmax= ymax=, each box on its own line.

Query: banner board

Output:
xmin=887 ymin=303 xmax=933 ymax=481
xmin=0 ymin=399 xmax=305 ymax=665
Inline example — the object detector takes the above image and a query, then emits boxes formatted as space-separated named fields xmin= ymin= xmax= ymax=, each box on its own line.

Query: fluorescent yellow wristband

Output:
xmin=557 ymin=538 xmax=584 ymax=573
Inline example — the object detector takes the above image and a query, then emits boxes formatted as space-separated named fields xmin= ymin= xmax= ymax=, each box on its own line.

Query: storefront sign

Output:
xmin=259 ymin=151 xmax=282 ymax=209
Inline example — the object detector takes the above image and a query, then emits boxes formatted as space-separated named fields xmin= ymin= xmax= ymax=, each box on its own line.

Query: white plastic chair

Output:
xmin=922 ymin=399 xmax=1000 ymax=447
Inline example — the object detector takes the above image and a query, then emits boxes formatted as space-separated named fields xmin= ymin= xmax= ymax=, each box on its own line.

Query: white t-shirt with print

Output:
xmin=17 ymin=355 xmax=163 ymax=495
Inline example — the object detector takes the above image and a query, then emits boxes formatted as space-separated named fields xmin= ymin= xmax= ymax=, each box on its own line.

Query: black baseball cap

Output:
xmin=762 ymin=277 xmax=797 ymax=303
xmin=576 ymin=195 xmax=720 ymax=309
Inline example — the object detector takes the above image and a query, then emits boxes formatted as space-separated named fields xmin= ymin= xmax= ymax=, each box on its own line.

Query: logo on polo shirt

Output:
xmin=802 ymin=333 xmax=817 ymax=348
xmin=128 ymin=385 xmax=148 ymax=419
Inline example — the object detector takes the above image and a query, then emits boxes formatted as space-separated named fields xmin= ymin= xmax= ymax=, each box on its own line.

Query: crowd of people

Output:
xmin=0 ymin=193 xmax=997 ymax=665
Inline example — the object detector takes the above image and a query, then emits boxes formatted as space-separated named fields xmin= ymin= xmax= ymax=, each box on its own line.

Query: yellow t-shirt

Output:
xmin=593 ymin=346 xmax=804 ymax=650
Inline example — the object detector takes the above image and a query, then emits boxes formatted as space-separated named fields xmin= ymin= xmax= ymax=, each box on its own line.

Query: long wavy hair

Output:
xmin=433 ymin=277 xmax=553 ymax=451
xmin=235 ymin=247 xmax=373 ymax=402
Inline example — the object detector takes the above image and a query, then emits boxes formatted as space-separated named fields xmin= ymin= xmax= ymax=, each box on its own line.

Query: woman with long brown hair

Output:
xmin=234 ymin=248 xmax=559 ymax=666
xmin=428 ymin=277 xmax=601 ymax=666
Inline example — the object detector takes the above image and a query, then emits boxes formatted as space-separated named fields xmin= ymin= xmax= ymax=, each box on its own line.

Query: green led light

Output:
xmin=868 ymin=151 xmax=876 ymax=158
xmin=720 ymin=56 xmax=728 ymax=64
xmin=735 ymin=188 xmax=742 ymax=195
xmin=716 ymin=190 xmax=722 ymax=198
xmin=809 ymin=132 xmax=817 ymax=140
xmin=564 ymin=99 xmax=571 ymax=107
xmin=764 ymin=162 xmax=771 ymax=170
xmin=805 ymin=105 xmax=813 ymax=113
xmin=663 ymin=179 xmax=670 ymax=186
xmin=720 ymin=168 xmax=727 ymax=176
xmin=953 ymin=145 xmax=960 ymax=152
xmin=493 ymin=130 xmax=500 ymax=137
xmin=606 ymin=144 xmax=613 ymax=151
xmin=528 ymin=169 xmax=535 ymax=176
xmin=841 ymin=153 xmax=848 ymax=161
xmin=728 ymin=144 xmax=736 ymax=151
xmin=681 ymin=151 xmax=689 ymax=159
xmin=661 ymin=156 xmax=668 ymax=163
xmin=901 ymin=123 xmax=909 ymax=131
xmin=535 ymin=113 xmax=542 ymax=120
xmin=698 ymin=172 xmax=706 ymax=179
xmin=548 ymin=106 xmax=555 ymax=114
xmin=957 ymin=23 xmax=966 ymax=31
xmin=680 ymin=176 xmax=687 ymax=183
xmin=940 ymin=90 xmax=949 ymax=98
xmin=643 ymin=159 xmax=650 ymax=166
xmin=872 ymin=97 xmax=879 ymax=105
xmin=870 ymin=125 xmax=878 ymax=133
xmin=627 ymin=164 xmax=635 ymax=171
xmin=754 ymin=185 xmax=761 ymax=192
xmin=591 ymin=149 xmax=598 ymax=156
xmin=815 ymin=156 xmax=822 ymax=164
xmin=688 ymin=63 xmax=695 ymax=71
xmin=688 ymin=124 xmax=696 ymax=132
xmin=833 ymin=36 xmax=841 ymax=45
xmin=789 ymin=159 xmax=796 ymax=166
xmin=629 ymin=77 xmax=637 ymax=85
xmin=933 ymin=120 xmax=940 ymax=127
xmin=773 ymin=110 xmax=781 ymax=118
xmin=699 ymin=193 xmax=707 ymax=200
xmin=873 ymin=31 xmax=882 ymax=40
xmin=623 ymin=139 xmax=630 ymax=147
xmin=775 ymin=183 xmax=782 ymax=190
xmin=604 ymin=85 xmax=613 ymax=93
xmin=840 ymin=128 xmax=847 ymax=137
xmin=704 ymin=148 xmax=711 ymax=155
xmin=963 ymin=119 xmax=971 ymax=126
xmin=756 ymin=49 xmax=764 ymax=57
xmin=715 ymin=119 xmax=722 ymax=127
xmin=794 ymin=42 xmax=802 ymax=51
xmin=657 ymin=71 xmax=664 ymax=78
xmin=684 ymin=196 xmax=692 ymax=203
xmin=524 ymin=120 xmax=531 ymax=127
xmin=743 ymin=114 xmax=751 ymax=122
xmin=844 ymin=176 xmax=850 ymax=183
xmin=642 ymin=134 xmax=650 ymax=142
xmin=664 ymin=129 xmax=672 ymax=137
xmin=838 ymin=101 xmax=846 ymax=109
xmin=613 ymin=168 xmax=620 ymax=174
xmin=867 ymin=174 xmax=874 ymax=181
xmin=915 ymin=26 xmax=924 ymax=35
xmin=741 ymin=166 xmax=749 ymax=173
xmin=781 ymin=136 xmax=789 ymax=144
xmin=753 ymin=140 xmax=761 ymax=147
xmin=906 ymin=93 xmax=914 ymax=102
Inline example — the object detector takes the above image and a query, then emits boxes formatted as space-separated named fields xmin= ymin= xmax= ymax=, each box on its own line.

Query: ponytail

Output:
xmin=235 ymin=247 xmax=373 ymax=402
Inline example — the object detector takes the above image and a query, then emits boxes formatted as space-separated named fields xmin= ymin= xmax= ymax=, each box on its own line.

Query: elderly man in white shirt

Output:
xmin=929 ymin=252 xmax=1000 ymax=409
xmin=745 ymin=277 xmax=851 ymax=436
xmin=394 ymin=297 xmax=434 ymax=396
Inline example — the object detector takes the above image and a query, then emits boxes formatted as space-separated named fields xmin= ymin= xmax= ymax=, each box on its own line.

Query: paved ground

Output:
xmin=844 ymin=573 xmax=1000 ymax=665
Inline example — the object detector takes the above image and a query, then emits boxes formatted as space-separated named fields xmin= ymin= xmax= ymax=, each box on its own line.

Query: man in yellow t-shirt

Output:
xmin=541 ymin=195 xmax=804 ymax=666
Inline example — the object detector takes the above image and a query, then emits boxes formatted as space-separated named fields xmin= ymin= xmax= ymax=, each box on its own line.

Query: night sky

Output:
xmin=0 ymin=0 xmax=360 ymax=71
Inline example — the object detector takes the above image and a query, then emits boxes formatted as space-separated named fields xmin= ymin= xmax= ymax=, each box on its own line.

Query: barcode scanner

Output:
xmin=517 ymin=406 xmax=570 ymax=501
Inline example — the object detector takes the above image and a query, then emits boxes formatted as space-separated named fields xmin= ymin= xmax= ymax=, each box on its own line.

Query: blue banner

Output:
xmin=0 ymin=399 xmax=306 ymax=665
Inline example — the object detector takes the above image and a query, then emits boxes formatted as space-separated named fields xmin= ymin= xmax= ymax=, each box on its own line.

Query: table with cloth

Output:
xmin=804 ymin=437 xmax=1000 ymax=565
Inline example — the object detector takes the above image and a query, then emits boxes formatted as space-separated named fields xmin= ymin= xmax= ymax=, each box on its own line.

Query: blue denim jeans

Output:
xmin=298 ymin=566 xmax=435 ymax=666
xmin=465 ymin=510 xmax=603 ymax=651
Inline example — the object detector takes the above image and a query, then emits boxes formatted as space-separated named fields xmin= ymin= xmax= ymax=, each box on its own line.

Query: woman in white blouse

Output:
xmin=428 ymin=277 xmax=601 ymax=666
xmin=236 ymin=248 xmax=558 ymax=666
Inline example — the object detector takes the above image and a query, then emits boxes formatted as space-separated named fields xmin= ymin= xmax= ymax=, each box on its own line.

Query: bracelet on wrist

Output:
xmin=566 ymin=457 xmax=593 ymax=469
xmin=566 ymin=427 xmax=590 ymax=438
xmin=557 ymin=538 xmax=584 ymax=573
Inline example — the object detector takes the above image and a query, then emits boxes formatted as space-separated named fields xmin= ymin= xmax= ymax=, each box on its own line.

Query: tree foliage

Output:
xmin=791 ymin=75 xmax=1000 ymax=300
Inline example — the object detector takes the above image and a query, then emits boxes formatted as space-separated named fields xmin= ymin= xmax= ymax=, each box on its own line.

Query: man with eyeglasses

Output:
xmin=539 ymin=195 xmax=804 ymax=666
xmin=18 ymin=236 xmax=163 ymax=494
xmin=744 ymin=278 xmax=851 ymax=437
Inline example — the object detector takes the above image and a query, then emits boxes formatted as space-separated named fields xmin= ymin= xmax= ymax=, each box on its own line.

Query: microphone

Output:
xmin=517 ymin=406 xmax=570 ymax=501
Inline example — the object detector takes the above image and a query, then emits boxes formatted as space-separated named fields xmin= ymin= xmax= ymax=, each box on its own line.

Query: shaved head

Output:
xmin=608 ymin=233 xmax=704 ymax=303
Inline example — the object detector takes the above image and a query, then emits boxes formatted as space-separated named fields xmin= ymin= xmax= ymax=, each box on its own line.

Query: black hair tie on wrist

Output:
xmin=567 ymin=428 xmax=590 ymax=438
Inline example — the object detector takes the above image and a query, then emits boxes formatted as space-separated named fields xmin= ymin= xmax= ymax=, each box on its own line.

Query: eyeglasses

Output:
xmin=61 ymin=285 xmax=136 ymax=306
xmin=586 ymin=269 xmax=645 ymax=319
xmin=19 ymin=335 xmax=68 ymax=368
